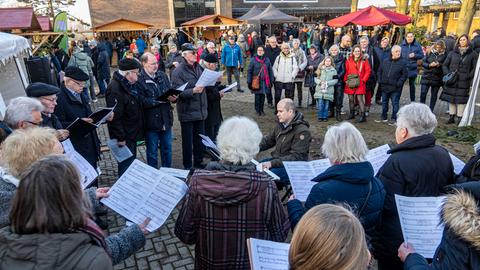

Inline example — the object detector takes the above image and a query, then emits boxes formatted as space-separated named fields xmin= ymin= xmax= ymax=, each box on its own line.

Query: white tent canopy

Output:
xmin=0 ymin=32 xmax=30 ymax=65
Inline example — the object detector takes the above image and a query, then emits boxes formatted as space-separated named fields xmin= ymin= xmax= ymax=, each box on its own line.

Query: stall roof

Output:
xmin=0 ymin=7 xmax=41 ymax=31
xmin=37 ymin=16 xmax=52 ymax=32
xmin=93 ymin=18 xmax=153 ymax=32
xmin=248 ymin=4 xmax=301 ymax=24
xmin=237 ymin=5 xmax=263 ymax=20
xmin=181 ymin=14 xmax=244 ymax=27
xmin=0 ymin=32 xmax=30 ymax=65
xmin=327 ymin=5 xmax=412 ymax=27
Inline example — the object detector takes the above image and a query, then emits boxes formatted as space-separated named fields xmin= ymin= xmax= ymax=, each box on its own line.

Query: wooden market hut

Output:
xmin=181 ymin=14 xmax=244 ymax=41
xmin=92 ymin=18 xmax=154 ymax=40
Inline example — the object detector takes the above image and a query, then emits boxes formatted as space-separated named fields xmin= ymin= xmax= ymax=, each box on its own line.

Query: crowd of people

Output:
xmin=0 ymin=22 xmax=479 ymax=270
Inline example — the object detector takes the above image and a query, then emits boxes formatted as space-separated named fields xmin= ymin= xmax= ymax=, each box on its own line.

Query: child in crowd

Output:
xmin=314 ymin=56 xmax=338 ymax=121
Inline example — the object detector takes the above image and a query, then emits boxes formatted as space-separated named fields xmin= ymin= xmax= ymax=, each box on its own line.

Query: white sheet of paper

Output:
xmin=365 ymin=144 xmax=391 ymax=175
xmin=251 ymin=159 xmax=280 ymax=180
xmin=177 ymin=82 xmax=188 ymax=91
xmin=284 ymin=159 xmax=331 ymax=201
xmin=248 ymin=238 xmax=290 ymax=270
xmin=101 ymin=159 xmax=188 ymax=232
xmin=449 ymin=153 xmax=465 ymax=175
xmin=159 ymin=167 xmax=190 ymax=179
xmin=199 ymin=134 xmax=220 ymax=152
xmin=195 ymin=69 xmax=224 ymax=87
xmin=66 ymin=150 xmax=99 ymax=189
xmin=0 ymin=93 xmax=6 ymax=118
xmin=107 ymin=138 xmax=134 ymax=162
xmin=220 ymin=82 xmax=238 ymax=93
xmin=61 ymin=139 xmax=75 ymax=154
xmin=395 ymin=195 xmax=445 ymax=259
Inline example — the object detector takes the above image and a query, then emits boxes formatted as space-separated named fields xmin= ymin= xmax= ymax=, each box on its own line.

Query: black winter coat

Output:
xmin=440 ymin=46 xmax=478 ymax=104
xmin=247 ymin=55 xmax=274 ymax=94
xmin=443 ymin=37 xmax=456 ymax=53
xmin=377 ymin=58 xmax=408 ymax=93
xmin=421 ymin=50 xmax=447 ymax=86
xmin=105 ymin=71 xmax=144 ymax=142
xmin=171 ymin=58 xmax=208 ymax=122
xmin=41 ymin=113 xmax=63 ymax=130
xmin=372 ymin=134 xmax=455 ymax=266
xmin=54 ymin=84 xmax=100 ymax=167
xmin=472 ymin=35 xmax=480 ymax=54
xmin=304 ymin=53 xmax=324 ymax=88
xmin=165 ymin=51 xmax=183 ymax=71
xmin=136 ymin=70 xmax=174 ymax=132
xmin=97 ymin=44 xmax=111 ymax=80
xmin=265 ymin=46 xmax=281 ymax=69
xmin=373 ymin=46 xmax=391 ymax=73
xmin=332 ymin=54 xmax=345 ymax=87
xmin=205 ymin=82 xmax=224 ymax=127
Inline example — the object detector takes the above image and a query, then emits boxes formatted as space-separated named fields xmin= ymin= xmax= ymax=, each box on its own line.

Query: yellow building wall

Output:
xmin=416 ymin=9 xmax=480 ymax=36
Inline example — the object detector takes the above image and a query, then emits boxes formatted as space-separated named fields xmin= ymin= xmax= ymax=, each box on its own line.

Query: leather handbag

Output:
xmin=442 ymin=71 xmax=457 ymax=86
xmin=346 ymin=61 xmax=363 ymax=89
xmin=251 ymin=67 xmax=262 ymax=90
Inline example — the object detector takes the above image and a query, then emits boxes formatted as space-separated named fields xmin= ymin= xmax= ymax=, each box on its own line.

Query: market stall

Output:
xmin=181 ymin=14 xmax=245 ymax=41
xmin=327 ymin=5 xmax=411 ymax=27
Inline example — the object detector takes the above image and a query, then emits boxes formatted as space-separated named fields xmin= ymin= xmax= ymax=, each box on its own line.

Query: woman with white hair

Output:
xmin=175 ymin=116 xmax=289 ymax=269
xmin=287 ymin=122 xmax=385 ymax=238
xmin=372 ymin=102 xmax=455 ymax=270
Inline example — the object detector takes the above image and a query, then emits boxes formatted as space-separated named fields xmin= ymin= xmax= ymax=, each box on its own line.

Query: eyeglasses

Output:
xmin=41 ymin=97 xmax=57 ymax=102
xmin=26 ymin=121 xmax=41 ymax=126
xmin=71 ymin=80 xmax=85 ymax=87
xmin=128 ymin=70 xmax=140 ymax=76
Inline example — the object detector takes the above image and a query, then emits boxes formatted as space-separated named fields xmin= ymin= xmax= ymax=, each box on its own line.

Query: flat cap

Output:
xmin=203 ymin=53 xmax=218 ymax=63
xmin=64 ymin=66 xmax=89 ymax=81
xmin=119 ymin=58 xmax=141 ymax=71
xmin=25 ymin=82 xmax=60 ymax=97
xmin=181 ymin=43 xmax=196 ymax=52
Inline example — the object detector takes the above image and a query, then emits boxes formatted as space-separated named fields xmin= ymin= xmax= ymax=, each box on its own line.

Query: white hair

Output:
xmin=359 ymin=36 xmax=369 ymax=43
xmin=391 ymin=45 xmax=401 ymax=52
xmin=217 ymin=116 xmax=262 ymax=165
xmin=118 ymin=70 xmax=128 ymax=76
xmin=328 ymin=44 xmax=339 ymax=54
xmin=321 ymin=122 xmax=369 ymax=163
xmin=396 ymin=103 xmax=437 ymax=137
xmin=4 ymin=97 xmax=44 ymax=128
xmin=292 ymin=39 xmax=301 ymax=45
xmin=207 ymin=42 xmax=215 ymax=48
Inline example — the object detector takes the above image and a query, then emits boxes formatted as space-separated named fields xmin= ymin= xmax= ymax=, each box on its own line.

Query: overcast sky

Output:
xmin=0 ymin=0 xmax=397 ymax=25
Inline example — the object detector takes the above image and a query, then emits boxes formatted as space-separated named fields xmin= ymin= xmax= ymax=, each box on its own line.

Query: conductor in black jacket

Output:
xmin=106 ymin=58 xmax=144 ymax=177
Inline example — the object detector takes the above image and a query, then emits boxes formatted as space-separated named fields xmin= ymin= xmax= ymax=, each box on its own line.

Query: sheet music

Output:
xmin=91 ymin=102 xmax=116 ymax=126
xmin=177 ymin=82 xmax=188 ymax=91
xmin=220 ymin=82 xmax=237 ymax=93
xmin=65 ymin=150 xmax=99 ymax=189
xmin=284 ymin=159 xmax=330 ymax=201
xmin=101 ymin=159 xmax=188 ymax=232
xmin=107 ymin=138 xmax=133 ymax=163
xmin=61 ymin=139 xmax=75 ymax=154
xmin=365 ymin=144 xmax=391 ymax=175
xmin=248 ymin=238 xmax=290 ymax=270
xmin=251 ymin=159 xmax=280 ymax=180
xmin=195 ymin=69 xmax=224 ymax=87
xmin=449 ymin=153 xmax=465 ymax=175
xmin=395 ymin=195 xmax=445 ymax=259
xmin=199 ymin=134 xmax=220 ymax=152
xmin=159 ymin=167 xmax=190 ymax=179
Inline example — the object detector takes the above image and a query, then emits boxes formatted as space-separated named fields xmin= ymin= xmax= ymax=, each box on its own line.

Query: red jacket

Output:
xmin=344 ymin=55 xmax=371 ymax=95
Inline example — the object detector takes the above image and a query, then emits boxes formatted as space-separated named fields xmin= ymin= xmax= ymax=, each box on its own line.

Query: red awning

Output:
xmin=327 ymin=6 xmax=412 ymax=27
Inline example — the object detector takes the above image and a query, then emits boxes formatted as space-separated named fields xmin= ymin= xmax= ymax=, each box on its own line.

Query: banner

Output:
xmin=53 ymin=12 xmax=68 ymax=52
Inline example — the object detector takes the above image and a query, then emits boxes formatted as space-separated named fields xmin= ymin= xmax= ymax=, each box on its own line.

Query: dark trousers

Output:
xmin=294 ymin=81 xmax=303 ymax=105
xmin=274 ymin=82 xmax=294 ymax=107
xmin=308 ymin=87 xmax=316 ymax=105
xmin=420 ymin=84 xmax=440 ymax=111
xmin=375 ymin=84 xmax=383 ymax=102
xmin=377 ymin=258 xmax=404 ymax=270
xmin=118 ymin=140 xmax=137 ymax=177
xmin=254 ymin=93 xmax=266 ymax=113
xmin=225 ymin=66 xmax=241 ymax=90
xmin=180 ymin=120 xmax=205 ymax=169
xmin=334 ymin=84 xmax=345 ymax=111
xmin=205 ymin=122 xmax=220 ymax=143
xmin=408 ymin=76 xmax=417 ymax=102
xmin=266 ymin=87 xmax=273 ymax=105
xmin=381 ymin=91 xmax=401 ymax=120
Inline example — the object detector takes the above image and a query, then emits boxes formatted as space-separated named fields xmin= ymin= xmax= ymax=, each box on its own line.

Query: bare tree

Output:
xmin=456 ymin=0 xmax=476 ymax=35
xmin=17 ymin=0 xmax=76 ymax=18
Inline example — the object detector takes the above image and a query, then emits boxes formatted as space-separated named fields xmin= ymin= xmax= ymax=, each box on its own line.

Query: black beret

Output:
xmin=181 ymin=43 xmax=196 ymax=52
xmin=203 ymin=53 xmax=218 ymax=63
xmin=25 ymin=82 xmax=60 ymax=97
xmin=119 ymin=58 xmax=141 ymax=71
xmin=64 ymin=66 xmax=89 ymax=81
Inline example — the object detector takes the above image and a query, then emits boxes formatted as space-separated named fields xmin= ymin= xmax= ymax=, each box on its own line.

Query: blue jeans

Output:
xmin=316 ymin=98 xmax=330 ymax=119
xmin=146 ymin=129 xmax=172 ymax=168
xmin=381 ymin=91 xmax=401 ymax=120
xmin=260 ymin=158 xmax=290 ymax=185
xmin=408 ymin=76 xmax=416 ymax=102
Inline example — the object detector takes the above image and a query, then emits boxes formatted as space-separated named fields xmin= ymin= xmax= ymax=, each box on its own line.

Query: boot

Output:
xmin=335 ymin=109 xmax=343 ymax=121
xmin=347 ymin=111 xmax=355 ymax=120
xmin=446 ymin=115 xmax=455 ymax=124
xmin=357 ymin=112 xmax=367 ymax=123
xmin=456 ymin=116 xmax=462 ymax=125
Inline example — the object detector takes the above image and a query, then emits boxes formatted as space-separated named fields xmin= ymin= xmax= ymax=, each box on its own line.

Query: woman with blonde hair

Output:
xmin=289 ymin=204 xmax=371 ymax=270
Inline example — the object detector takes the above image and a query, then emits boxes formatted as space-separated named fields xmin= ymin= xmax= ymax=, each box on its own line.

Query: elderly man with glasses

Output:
xmin=3 ymin=97 xmax=44 ymax=131
xmin=25 ymin=82 xmax=69 ymax=141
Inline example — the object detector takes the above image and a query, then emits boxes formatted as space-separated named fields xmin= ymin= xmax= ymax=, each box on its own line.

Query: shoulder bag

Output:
xmin=346 ymin=60 xmax=363 ymax=89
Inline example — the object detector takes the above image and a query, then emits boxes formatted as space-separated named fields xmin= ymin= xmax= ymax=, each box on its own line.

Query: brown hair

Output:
xmin=289 ymin=204 xmax=370 ymax=270
xmin=0 ymin=127 xmax=60 ymax=178
xmin=10 ymin=155 xmax=88 ymax=234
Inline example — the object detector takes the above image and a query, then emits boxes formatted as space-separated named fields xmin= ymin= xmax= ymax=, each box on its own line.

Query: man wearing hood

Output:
xmin=260 ymin=98 xmax=311 ymax=185
xmin=401 ymin=32 xmax=424 ymax=102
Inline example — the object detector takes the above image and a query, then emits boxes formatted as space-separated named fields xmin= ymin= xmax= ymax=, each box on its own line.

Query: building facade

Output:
xmin=416 ymin=5 xmax=480 ymax=36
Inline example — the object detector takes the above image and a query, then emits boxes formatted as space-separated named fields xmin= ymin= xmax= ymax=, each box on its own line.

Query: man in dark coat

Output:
xmin=97 ymin=43 xmax=111 ymax=97
xmin=443 ymin=34 xmax=456 ymax=53
xmin=376 ymin=45 xmax=408 ymax=123
xmin=25 ymin=82 xmax=69 ymax=141
xmin=401 ymin=33 xmax=424 ymax=102
xmin=259 ymin=98 xmax=311 ymax=185
xmin=106 ymin=58 xmax=144 ymax=177
xmin=171 ymin=43 xmax=208 ymax=169
xmin=54 ymin=66 xmax=101 ymax=169
xmin=373 ymin=37 xmax=392 ymax=104
xmin=471 ymin=29 xmax=480 ymax=53
xmin=372 ymin=103 xmax=455 ymax=270
xmin=165 ymin=45 xmax=183 ymax=74
xmin=265 ymin=37 xmax=281 ymax=107
xmin=203 ymin=53 xmax=224 ymax=142
xmin=137 ymin=52 xmax=176 ymax=169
